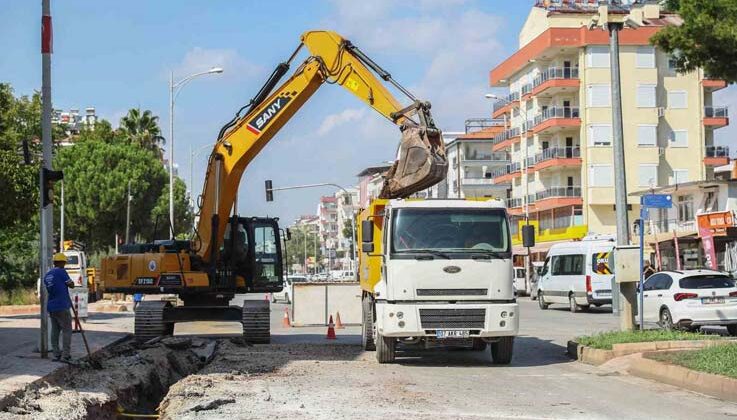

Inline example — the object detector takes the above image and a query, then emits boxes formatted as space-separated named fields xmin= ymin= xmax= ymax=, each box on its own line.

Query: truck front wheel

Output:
xmin=490 ymin=337 xmax=514 ymax=365
xmin=375 ymin=332 xmax=396 ymax=364
xmin=361 ymin=295 xmax=376 ymax=351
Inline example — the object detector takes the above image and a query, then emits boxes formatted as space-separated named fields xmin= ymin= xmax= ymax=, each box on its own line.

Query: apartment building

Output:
xmin=334 ymin=187 xmax=359 ymax=270
xmin=317 ymin=196 xmax=339 ymax=268
xmin=489 ymin=1 xmax=729 ymax=253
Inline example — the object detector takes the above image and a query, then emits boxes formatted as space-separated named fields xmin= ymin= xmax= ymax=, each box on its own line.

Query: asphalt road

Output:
xmin=173 ymin=296 xmax=737 ymax=419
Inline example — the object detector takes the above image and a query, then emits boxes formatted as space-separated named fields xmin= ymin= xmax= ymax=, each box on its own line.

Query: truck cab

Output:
xmin=358 ymin=198 xmax=519 ymax=364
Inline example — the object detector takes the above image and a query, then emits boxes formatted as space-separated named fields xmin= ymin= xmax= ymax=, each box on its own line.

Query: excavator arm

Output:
xmin=195 ymin=30 xmax=447 ymax=263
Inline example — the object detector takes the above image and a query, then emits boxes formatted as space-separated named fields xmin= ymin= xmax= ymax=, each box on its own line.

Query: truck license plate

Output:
xmin=436 ymin=330 xmax=469 ymax=339
xmin=702 ymin=297 xmax=725 ymax=305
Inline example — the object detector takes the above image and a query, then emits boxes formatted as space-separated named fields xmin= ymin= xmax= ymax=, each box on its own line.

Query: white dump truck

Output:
xmin=358 ymin=198 xmax=525 ymax=364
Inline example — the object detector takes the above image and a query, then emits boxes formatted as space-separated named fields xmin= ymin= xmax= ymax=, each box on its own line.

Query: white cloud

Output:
xmin=173 ymin=47 xmax=263 ymax=81
xmin=317 ymin=108 xmax=367 ymax=136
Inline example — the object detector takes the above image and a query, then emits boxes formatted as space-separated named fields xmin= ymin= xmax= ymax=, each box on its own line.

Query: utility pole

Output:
xmin=59 ymin=180 xmax=64 ymax=251
xmin=303 ymin=226 xmax=307 ymax=275
xmin=609 ymin=21 xmax=630 ymax=246
xmin=125 ymin=180 xmax=132 ymax=244
xmin=39 ymin=0 xmax=53 ymax=358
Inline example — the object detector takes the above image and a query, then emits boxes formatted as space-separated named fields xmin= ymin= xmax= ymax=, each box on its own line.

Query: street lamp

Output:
xmin=169 ymin=66 xmax=223 ymax=238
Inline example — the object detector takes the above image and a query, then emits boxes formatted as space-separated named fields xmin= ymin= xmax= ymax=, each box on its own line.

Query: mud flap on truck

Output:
xmin=379 ymin=122 xmax=447 ymax=198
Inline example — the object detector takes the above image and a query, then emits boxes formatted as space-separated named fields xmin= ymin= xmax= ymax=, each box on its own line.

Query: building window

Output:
xmin=638 ymin=164 xmax=658 ymax=187
xmin=586 ymin=46 xmax=610 ymax=68
xmin=637 ymin=84 xmax=657 ymax=108
xmin=667 ymin=55 xmax=678 ymax=71
xmin=667 ymin=90 xmax=687 ymax=109
xmin=589 ymin=165 xmax=614 ymax=187
xmin=677 ymin=195 xmax=694 ymax=222
xmin=703 ymin=190 xmax=719 ymax=212
xmin=673 ymin=169 xmax=689 ymax=184
xmin=669 ymin=130 xmax=688 ymax=147
xmin=637 ymin=125 xmax=657 ymax=147
xmin=588 ymin=124 xmax=612 ymax=146
xmin=587 ymin=84 xmax=611 ymax=107
xmin=636 ymin=46 xmax=656 ymax=68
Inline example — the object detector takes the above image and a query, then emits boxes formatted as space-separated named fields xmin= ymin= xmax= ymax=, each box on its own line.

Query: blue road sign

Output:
xmin=641 ymin=194 xmax=672 ymax=209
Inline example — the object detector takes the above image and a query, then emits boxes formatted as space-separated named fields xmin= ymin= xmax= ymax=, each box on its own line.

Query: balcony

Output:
xmin=704 ymin=145 xmax=730 ymax=166
xmin=490 ymin=162 xmax=521 ymax=184
xmin=506 ymin=197 xmax=523 ymax=209
xmin=520 ymin=83 xmax=533 ymax=99
xmin=633 ymin=219 xmax=697 ymax=237
xmin=704 ymin=106 xmax=729 ymax=128
xmin=702 ymin=77 xmax=728 ymax=92
xmin=533 ymin=186 xmax=582 ymax=211
xmin=491 ymin=91 xmax=520 ymax=118
xmin=462 ymin=151 xmax=509 ymax=166
xmin=462 ymin=177 xmax=496 ymax=186
xmin=531 ymin=147 xmax=582 ymax=173
xmin=532 ymin=107 xmax=580 ymax=134
xmin=491 ymin=127 xmax=521 ymax=152
xmin=531 ymin=67 xmax=580 ymax=97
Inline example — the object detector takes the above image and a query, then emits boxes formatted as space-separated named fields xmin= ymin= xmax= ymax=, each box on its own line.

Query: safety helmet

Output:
xmin=52 ymin=253 xmax=67 ymax=263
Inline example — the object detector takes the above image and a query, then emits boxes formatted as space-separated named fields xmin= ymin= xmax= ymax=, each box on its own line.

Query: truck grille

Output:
xmin=416 ymin=288 xmax=487 ymax=296
xmin=419 ymin=308 xmax=486 ymax=329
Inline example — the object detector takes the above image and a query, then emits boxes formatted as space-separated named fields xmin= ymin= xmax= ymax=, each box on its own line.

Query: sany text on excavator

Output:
xmin=100 ymin=30 xmax=447 ymax=342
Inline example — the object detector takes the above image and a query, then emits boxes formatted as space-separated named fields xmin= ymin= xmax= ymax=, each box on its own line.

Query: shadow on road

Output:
xmin=548 ymin=306 xmax=613 ymax=315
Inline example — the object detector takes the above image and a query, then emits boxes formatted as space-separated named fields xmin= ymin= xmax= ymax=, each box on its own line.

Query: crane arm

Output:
xmin=194 ymin=30 xmax=447 ymax=263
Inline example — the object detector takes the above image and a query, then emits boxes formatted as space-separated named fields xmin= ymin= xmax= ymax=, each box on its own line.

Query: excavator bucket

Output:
xmin=379 ymin=122 xmax=448 ymax=198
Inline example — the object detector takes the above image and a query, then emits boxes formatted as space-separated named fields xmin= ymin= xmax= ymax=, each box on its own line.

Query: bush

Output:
xmin=577 ymin=329 xmax=721 ymax=350
xmin=649 ymin=344 xmax=737 ymax=379
xmin=0 ymin=288 xmax=39 ymax=306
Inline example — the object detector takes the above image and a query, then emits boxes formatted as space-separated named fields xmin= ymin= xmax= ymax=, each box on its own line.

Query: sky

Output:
xmin=1 ymin=0 xmax=735 ymax=228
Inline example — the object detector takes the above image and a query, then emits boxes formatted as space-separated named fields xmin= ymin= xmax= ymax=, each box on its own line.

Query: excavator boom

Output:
xmin=195 ymin=30 xmax=447 ymax=263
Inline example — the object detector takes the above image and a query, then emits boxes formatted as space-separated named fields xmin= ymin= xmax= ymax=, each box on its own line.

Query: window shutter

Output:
xmin=587 ymin=84 xmax=611 ymax=107
xmin=638 ymin=164 xmax=658 ymax=187
xmin=588 ymin=124 xmax=612 ymax=146
xmin=637 ymin=125 xmax=657 ymax=146
xmin=669 ymin=130 xmax=688 ymax=147
xmin=637 ymin=84 xmax=656 ymax=107
xmin=589 ymin=165 xmax=614 ymax=187
xmin=636 ymin=46 xmax=655 ymax=68
xmin=667 ymin=91 xmax=687 ymax=109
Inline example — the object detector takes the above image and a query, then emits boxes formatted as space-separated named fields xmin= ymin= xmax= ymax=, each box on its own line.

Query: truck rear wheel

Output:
xmin=490 ymin=336 xmax=514 ymax=365
xmin=375 ymin=332 xmax=396 ymax=364
xmin=362 ymin=295 xmax=375 ymax=351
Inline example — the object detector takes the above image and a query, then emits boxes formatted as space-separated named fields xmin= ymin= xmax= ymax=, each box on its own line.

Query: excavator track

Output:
xmin=134 ymin=301 xmax=173 ymax=342
xmin=242 ymin=300 xmax=270 ymax=344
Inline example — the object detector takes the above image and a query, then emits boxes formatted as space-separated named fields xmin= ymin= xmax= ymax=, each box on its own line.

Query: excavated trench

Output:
xmin=0 ymin=336 xmax=222 ymax=420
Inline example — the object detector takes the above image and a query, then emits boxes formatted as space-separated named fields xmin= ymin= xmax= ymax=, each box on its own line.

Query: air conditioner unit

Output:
xmin=658 ymin=147 xmax=666 ymax=157
xmin=657 ymin=107 xmax=666 ymax=118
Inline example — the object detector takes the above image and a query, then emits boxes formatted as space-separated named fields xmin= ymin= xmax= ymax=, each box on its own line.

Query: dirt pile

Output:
xmin=0 ymin=337 xmax=214 ymax=420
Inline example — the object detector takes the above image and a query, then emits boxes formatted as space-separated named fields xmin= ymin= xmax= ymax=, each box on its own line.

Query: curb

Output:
xmin=567 ymin=339 xmax=731 ymax=366
xmin=630 ymin=350 xmax=737 ymax=403
xmin=0 ymin=303 xmax=129 ymax=316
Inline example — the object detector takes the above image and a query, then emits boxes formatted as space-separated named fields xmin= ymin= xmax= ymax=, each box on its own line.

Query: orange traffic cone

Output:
xmin=335 ymin=311 xmax=344 ymax=329
xmin=282 ymin=308 xmax=291 ymax=328
xmin=326 ymin=315 xmax=337 ymax=339
xmin=72 ymin=295 xmax=82 ymax=332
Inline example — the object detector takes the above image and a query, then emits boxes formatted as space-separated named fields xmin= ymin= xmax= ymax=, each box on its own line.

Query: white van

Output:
xmin=63 ymin=250 xmax=89 ymax=319
xmin=513 ymin=267 xmax=527 ymax=296
xmin=536 ymin=235 xmax=615 ymax=312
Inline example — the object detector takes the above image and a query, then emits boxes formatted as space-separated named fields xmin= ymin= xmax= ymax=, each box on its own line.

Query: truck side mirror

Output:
xmin=361 ymin=220 xmax=373 ymax=243
xmin=522 ymin=224 xmax=535 ymax=248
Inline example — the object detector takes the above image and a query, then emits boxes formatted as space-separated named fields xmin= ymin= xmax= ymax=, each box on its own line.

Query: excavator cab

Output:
xmin=221 ymin=216 xmax=284 ymax=293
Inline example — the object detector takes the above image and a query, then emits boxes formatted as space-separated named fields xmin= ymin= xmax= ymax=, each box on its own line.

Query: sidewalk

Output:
xmin=0 ymin=300 xmax=133 ymax=316
xmin=0 ymin=311 xmax=133 ymax=405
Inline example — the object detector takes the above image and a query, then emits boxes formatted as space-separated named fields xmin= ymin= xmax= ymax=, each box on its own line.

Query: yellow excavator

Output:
xmin=100 ymin=30 xmax=447 ymax=342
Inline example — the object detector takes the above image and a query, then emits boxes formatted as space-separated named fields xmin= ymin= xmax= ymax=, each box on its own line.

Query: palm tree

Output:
xmin=119 ymin=108 xmax=164 ymax=156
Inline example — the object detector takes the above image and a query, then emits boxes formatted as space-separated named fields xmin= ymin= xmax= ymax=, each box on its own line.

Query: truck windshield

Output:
xmin=391 ymin=208 xmax=510 ymax=256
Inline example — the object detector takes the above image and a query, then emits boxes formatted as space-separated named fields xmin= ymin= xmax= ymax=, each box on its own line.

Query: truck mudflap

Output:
xmin=375 ymin=302 xmax=518 ymax=338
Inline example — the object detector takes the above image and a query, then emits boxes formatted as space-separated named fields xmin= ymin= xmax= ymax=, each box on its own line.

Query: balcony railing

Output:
xmin=507 ymin=197 xmax=523 ymax=208
xmin=705 ymin=145 xmax=730 ymax=158
xmin=489 ymin=161 xmax=521 ymax=179
xmin=533 ymin=67 xmax=579 ymax=88
xmin=463 ymin=151 xmax=509 ymax=161
xmin=633 ymin=219 xmax=697 ymax=236
xmin=462 ymin=177 xmax=495 ymax=185
xmin=535 ymin=186 xmax=582 ymax=201
xmin=535 ymin=147 xmax=581 ymax=163
xmin=492 ymin=127 xmax=521 ymax=145
xmin=533 ymin=106 xmax=580 ymax=127
xmin=521 ymin=83 xmax=533 ymax=97
xmin=526 ymin=156 xmax=536 ymax=168
xmin=464 ymin=118 xmax=505 ymax=133
xmin=705 ymin=106 xmax=729 ymax=118
xmin=491 ymin=91 xmax=520 ymax=114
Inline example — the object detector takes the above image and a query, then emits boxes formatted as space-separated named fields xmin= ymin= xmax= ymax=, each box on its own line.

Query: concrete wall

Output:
xmin=291 ymin=282 xmax=362 ymax=326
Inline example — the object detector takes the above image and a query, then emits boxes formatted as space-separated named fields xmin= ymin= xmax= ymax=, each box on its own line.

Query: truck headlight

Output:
xmin=501 ymin=311 xmax=508 ymax=318
xmin=396 ymin=311 xmax=404 ymax=319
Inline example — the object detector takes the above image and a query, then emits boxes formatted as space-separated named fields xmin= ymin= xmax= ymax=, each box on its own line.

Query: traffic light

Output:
xmin=41 ymin=168 xmax=64 ymax=207
xmin=265 ymin=180 xmax=273 ymax=202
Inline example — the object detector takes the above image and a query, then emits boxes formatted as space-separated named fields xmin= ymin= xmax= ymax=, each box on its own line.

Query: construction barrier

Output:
xmin=291 ymin=282 xmax=361 ymax=326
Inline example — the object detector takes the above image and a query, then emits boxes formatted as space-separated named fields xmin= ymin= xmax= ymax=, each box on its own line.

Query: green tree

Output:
xmin=54 ymin=140 xmax=168 ymax=251
xmin=284 ymin=225 xmax=322 ymax=273
xmin=151 ymin=177 xmax=193 ymax=239
xmin=118 ymin=108 xmax=165 ymax=156
xmin=651 ymin=0 xmax=737 ymax=82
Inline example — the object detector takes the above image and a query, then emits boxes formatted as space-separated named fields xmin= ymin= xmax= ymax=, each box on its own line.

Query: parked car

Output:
xmin=331 ymin=270 xmax=356 ymax=281
xmin=529 ymin=262 xmax=544 ymax=300
xmin=636 ymin=269 xmax=737 ymax=335
xmin=537 ymin=235 xmax=615 ymax=312
xmin=272 ymin=275 xmax=308 ymax=303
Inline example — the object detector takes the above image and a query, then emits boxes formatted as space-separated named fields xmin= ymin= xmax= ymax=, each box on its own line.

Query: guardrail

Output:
xmin=535 ymin=147 xmax=581 ymax=163
xmin=535 ymin=186 xmax=582 ymax=201
xmin=533 ymin=106 xmax=580 ymax=127
xmin=533 ymin=66 xmax=579 ymax=88
xmin=491 ymin=92 xmax=520 ymax=113
xmin=492 ymin=127 xmax=521 ymax=145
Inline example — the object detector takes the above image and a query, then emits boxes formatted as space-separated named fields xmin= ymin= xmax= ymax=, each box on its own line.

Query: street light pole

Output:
xmin=608 ymin=22 xmax=630 ymax=246
xmin=168 ymin=67 xmax=223 ymax=239
xmin=125 ymin=180 xmax=132 ymax=244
